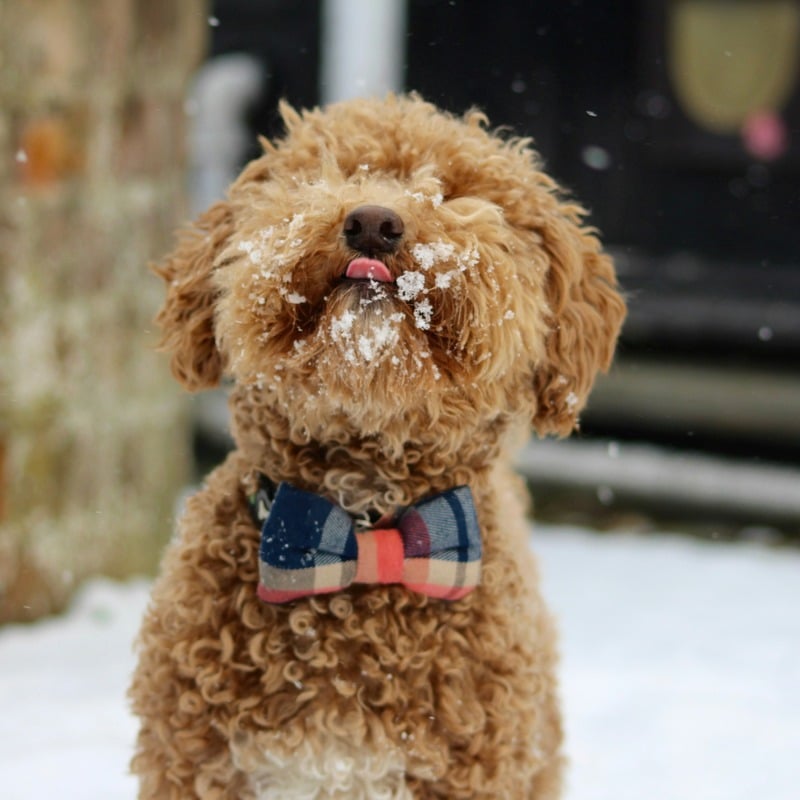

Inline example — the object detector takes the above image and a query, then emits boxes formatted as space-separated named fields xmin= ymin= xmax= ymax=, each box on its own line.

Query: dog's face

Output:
xmin=156 ymin=96 xmax=624 ymax=440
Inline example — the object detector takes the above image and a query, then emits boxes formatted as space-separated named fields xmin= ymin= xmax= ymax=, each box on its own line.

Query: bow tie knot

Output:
xmin=249 ymin=480 xmax=482 ymax=603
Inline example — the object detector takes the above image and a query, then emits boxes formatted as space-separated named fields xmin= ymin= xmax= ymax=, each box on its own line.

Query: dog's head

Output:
xmin=156 ymin=96 xmax=624 ymax=441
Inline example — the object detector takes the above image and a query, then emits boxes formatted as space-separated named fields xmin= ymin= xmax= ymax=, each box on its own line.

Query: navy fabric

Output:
xmin=259 ymin=483 xmax=357 ymax=569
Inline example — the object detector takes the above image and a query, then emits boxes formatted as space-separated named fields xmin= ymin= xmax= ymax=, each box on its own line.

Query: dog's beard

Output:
xmin=218 ymin=237 xmax=496 ymax=427
xmin=292 ymin=283 xmax=442 ymax=417
xmin=244 ymin=281 xmax=446 ymax=430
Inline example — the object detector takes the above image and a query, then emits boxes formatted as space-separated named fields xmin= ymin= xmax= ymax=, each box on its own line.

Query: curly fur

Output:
xmin=130 ymin=95 xmax=625 ymax=799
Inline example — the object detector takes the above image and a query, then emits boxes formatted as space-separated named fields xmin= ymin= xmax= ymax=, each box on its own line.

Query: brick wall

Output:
xmin=0 ymin=0 xmax=209 ymax=622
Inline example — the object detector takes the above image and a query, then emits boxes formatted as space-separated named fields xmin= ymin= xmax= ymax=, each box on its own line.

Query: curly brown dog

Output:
xmin=130 ymin=95 xmax=625 ymax=799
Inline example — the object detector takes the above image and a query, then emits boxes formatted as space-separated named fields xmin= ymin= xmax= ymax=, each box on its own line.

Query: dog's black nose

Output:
xmin=343 ymin=205 xmax=404 ymax=254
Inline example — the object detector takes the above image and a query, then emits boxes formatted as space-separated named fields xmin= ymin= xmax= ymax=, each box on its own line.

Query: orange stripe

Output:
xmin=376 ymin=528 xmax=404 ymax=584
xmin=354 ymin=531 xmax=377 ymax=583
xmin=355 ymin=529 xmax=405 ymax=585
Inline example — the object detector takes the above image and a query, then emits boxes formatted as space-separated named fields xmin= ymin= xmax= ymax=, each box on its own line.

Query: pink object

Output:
xmin=742 ymin=111 xmax=788 ymax=161
xmin=345 ymin=257 xmax=393 ymax=282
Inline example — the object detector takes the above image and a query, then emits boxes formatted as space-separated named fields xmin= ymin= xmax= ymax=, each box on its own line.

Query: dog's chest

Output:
xmin=232 ymin=732 xmax=414 ymax=800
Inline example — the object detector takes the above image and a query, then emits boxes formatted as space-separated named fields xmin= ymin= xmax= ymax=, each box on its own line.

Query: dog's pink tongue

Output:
xmin=345 ymin=257 xmax=393 ymax=282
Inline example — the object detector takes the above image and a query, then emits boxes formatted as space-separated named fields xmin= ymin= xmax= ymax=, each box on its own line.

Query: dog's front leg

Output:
xmin=130 ymin=616 xmax=250 ymax=799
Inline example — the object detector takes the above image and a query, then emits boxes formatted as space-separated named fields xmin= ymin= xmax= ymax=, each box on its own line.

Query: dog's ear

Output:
xmin=530 ymin=206 xmax=626 ymax=437
xmin=153 ymin=200 xmax=234 ymax=391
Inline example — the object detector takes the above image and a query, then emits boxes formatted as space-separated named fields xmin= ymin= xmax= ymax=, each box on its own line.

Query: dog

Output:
xmin=129 ymin=94 xmax=625 ymax=799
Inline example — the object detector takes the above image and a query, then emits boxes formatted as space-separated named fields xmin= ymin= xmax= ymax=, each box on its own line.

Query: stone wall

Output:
xmin=0 ymin=1 xmax=208 ymax=622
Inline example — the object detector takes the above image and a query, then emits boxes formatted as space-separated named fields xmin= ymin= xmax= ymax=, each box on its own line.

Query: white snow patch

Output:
xmin=327 ymin=310 xmax=402 ymax=365
xmin=329 ymin=311 xmax=356 ymax=341
xmin=356 ymin=335 xmax=376 ymax=362
xmin=434 ymin=270 xmax=459 ymax=290
xmin=356 ymin=319 xmax=400 ymax=363
xmin=566 ymin=391 xmax=580 ymax=410
xmin=285 ymin=292 xmax=307 ymax=305
xmin=535 ymin=526 xmax=800 ymax=800
xmin=413 ymin=299 xmax=433 ymax=330
xmin=396 ymin=271 xmax=426 ymax=302
xmin=456 ymin=245 xmax=480 ymax=271
xmin=358 ymin=282 xmax=390 ymax=309
xmin=238 ymin=227 xmax=275 ymax=269
xmin=433 ymin=246 xmax=479 ymax=290
xmin=238 ymin=239 xmax=263 ymax=265
xmin=404 ymin=190 xmax=443 ymax=208
xmin=410 ymin=241 xmax=479 ymax=281
xmin=411 ymin=240 xmax=456 ymax=271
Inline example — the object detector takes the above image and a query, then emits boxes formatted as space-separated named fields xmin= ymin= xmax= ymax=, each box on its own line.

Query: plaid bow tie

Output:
xmin=248 ymin=479 xmax=482 ymax=604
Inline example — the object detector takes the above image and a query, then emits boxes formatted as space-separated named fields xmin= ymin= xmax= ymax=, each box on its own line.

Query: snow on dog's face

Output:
xmin=155 ymin=96 xmax=625 ymax=436
xmin=213 ymin=154 xmax=532 ymax=423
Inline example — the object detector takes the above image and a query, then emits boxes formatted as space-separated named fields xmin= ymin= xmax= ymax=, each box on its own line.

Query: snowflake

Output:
xmin=414 ymin=299 xmax=433 ymax=330
xmin=396 ymin=271 xmax=426 ymax=301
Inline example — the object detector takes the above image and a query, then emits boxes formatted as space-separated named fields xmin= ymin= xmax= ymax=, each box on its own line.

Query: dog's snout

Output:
xmin=343 ymin=205 xmax=404 ymax=254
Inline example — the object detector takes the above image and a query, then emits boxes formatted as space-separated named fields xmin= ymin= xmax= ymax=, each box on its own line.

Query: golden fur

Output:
xmin=130 ymin=95 xmax=625 ymax=799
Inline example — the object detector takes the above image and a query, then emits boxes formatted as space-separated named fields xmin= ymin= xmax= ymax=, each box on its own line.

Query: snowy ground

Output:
xmin=1 ymin=526 xmax=798 ymax=800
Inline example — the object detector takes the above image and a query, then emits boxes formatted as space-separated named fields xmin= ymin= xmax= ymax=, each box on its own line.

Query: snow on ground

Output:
xmin=1 ymin=528 xmax=798 ymax=800
xmin=537 ymin=527 xmax=800 ymax=800
xmin=0 ymin=578 xmax=148 ymax=800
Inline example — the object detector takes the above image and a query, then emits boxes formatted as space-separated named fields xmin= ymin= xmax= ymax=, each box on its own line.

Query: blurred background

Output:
xmin=1 ymin=0 xmax=799 ymax=624
xmin=190 ymin=0 xmax=800 ymax=538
